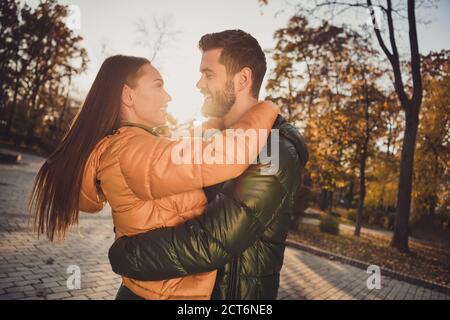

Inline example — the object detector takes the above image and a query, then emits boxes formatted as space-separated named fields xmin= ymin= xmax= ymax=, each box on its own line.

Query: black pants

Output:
xmin=115 ymin=283 xmax=146 ymax=300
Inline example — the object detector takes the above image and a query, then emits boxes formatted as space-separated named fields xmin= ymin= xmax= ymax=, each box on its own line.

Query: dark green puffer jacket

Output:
xmin=108 ymin=115 xmax=308 ymax=300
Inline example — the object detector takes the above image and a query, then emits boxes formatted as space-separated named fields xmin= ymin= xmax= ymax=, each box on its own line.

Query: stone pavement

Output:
xmin=1 ymin=148 xmax=449 ymax=300
xmin=279 ymin=247 xmax=450 ymax=300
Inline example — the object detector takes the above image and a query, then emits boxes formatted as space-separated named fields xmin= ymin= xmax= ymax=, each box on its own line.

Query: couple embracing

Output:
xmin=31 ymin=29 xmax=308 ymax=300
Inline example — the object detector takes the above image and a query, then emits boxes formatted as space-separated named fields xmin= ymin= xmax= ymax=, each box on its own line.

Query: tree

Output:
xmin=266 ymin=15 xmax=391 ymax=227
xmin=261 ymin=0 xmax=432 ymax=252
xmin=346 ymin=62 xmax=386 ymax=236
xmin=0 ymin=0 xmax=19 ymax=114
xmin=267 ymin=16 xmax=356 ymax=213
xmin=412 ymin=51 xmax=449 ymax=221
xmin=0 ymin=0 xmax=27 ymax=140
xmin=19 ymin=0 xmax=88 ymax=145
xmin=0 ymin=0 xmax=88 ymax=149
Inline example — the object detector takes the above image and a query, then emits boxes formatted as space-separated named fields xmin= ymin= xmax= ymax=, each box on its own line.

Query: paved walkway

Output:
xmin=0 ymin=149 xmax=449 ymax=300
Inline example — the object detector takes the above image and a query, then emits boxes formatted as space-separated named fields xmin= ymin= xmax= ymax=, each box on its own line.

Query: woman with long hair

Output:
xmin=29 ymin=54 xmax=279 ymax=299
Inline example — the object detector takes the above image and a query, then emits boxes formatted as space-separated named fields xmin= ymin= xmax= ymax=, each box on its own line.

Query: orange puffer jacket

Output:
xmin=79 ymin=101 xmax=278 ymax=299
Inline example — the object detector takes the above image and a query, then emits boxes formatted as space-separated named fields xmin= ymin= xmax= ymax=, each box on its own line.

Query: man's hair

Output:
xmin=199 ymin=29 xmax=266 ymax=98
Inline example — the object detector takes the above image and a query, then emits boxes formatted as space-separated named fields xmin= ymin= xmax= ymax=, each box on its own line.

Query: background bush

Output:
xmin=319 ymin=215 xmax=339 ymax=235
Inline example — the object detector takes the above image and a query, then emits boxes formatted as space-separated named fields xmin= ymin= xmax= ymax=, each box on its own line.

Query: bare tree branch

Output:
xmin=134 ymin=15 xmax=181 ymax=62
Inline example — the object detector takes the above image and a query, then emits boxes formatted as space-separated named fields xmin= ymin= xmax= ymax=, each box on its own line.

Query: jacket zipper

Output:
xmin=227 ymin=257 xmax=238 ymax=299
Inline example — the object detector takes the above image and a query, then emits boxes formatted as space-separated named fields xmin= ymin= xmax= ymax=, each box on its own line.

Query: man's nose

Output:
xmin=196 ymin=76 xmax=204 ymax=90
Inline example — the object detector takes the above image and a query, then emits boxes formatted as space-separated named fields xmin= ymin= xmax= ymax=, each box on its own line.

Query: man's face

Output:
xmin=196 ymin=48 xmax=236 ymax=117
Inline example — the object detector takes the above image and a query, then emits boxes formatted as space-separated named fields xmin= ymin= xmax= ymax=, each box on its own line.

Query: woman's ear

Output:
xmin=121 ymin=84 xmax=134 ymax=107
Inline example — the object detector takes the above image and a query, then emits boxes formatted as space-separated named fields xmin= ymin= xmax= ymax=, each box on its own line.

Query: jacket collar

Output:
xmin=120 ymin=121 xmax=160 ymax=136
xmin=273 ymin=115 xmax=309 ymax=167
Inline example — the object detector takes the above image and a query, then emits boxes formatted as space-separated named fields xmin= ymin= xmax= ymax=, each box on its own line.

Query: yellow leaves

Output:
xmin=335 ymin=180 xmax=347 ymax=188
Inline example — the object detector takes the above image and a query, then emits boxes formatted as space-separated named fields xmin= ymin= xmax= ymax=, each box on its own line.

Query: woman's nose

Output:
xmin=165 ymin=91 xmax=172 ymax=103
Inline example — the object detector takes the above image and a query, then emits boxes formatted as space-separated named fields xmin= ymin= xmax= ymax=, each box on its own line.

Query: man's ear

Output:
xmin=121 ymin=84 xmax=134 ymax=107
xmin=236 ymin=67 xmax=252 ymax=93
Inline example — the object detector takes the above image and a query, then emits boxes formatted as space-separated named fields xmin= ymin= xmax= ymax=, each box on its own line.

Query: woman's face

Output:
xmin=121 ymin=63 xmax=172 ymax=127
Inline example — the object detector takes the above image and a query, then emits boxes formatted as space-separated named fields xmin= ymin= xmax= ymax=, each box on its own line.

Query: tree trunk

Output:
xmin=354 ymin=155 xmax=367 ymax=236
xmin=391 ymin=110 xmax=419 ymax=252
xmin=319 ymin=189 xmax=328 ymax=211
xmin=355 ymin=122 xmax=369 ymax=237
xmin=58 ymin=75 xmax=72 ymax=131
xmin=327 ymin=190 xmax=334 ymax=215
xmin=390 ymin=0 xmax=423 ymax=252
xmin=346 ymin=181 xmax=354 ymax=210
xmin=355 ymin=66 xmax=371 ymax=237
xmin=3 ymin=48 xmax=22 ymax=141
xmin=3 ymin=75 xmax=20 ymax=141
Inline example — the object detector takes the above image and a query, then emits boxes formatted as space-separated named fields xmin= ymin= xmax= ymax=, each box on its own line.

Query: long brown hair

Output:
xmin=30 ymin=55 xmax=150 ymax=241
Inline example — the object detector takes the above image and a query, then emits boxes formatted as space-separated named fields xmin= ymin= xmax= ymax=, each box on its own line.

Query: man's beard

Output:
xmin=201 ymin=79 xmax=236 ymax=118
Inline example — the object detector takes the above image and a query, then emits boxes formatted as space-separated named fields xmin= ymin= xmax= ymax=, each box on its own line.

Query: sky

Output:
xmin=25 ymin=0 xmax=450 ymax=123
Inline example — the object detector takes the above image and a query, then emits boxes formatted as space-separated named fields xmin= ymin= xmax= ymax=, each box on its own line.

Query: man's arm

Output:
xmin=108 ymin=137 xmax=305 ymax=281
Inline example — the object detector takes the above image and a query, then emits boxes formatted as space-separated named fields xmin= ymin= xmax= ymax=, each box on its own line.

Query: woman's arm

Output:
xmin=79 ymin=146 xmax=107 ymax=213
xmin=118 ymin=101 xmax=278 ymax=199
